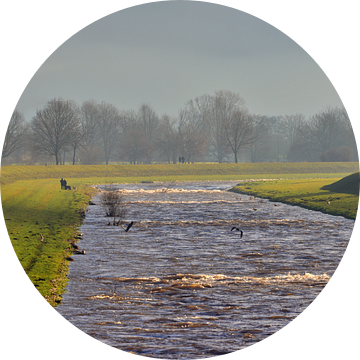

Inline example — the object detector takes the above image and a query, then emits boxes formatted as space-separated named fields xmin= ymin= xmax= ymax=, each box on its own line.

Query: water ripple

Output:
xmin=57 ymin=181 xmax=353 ymax=359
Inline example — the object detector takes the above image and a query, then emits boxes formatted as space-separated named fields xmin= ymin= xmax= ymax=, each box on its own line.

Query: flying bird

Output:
xmin=40 ymin=234 xmax=44 ymax=242
xmin=231 ymin=227 xmax=243 ymax=238
xmin=123 ymin=221 xmax=134 ymax=233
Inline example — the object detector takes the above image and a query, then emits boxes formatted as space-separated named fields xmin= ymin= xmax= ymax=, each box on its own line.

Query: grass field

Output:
xmin=231 ymin=172 xmax=359 ymax=220
xmin=1 ymin=162 xmax=359 ymax=306
xmin=1 ymin=179 xmax=96 ymax=305
xmin=1 ymin=162 xmax=359 ymax=185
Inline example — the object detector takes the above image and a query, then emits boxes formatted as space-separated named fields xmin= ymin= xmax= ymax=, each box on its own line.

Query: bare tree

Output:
xmin=81 ymin=100 xmax=99 ymax=138
xmin=340 ymin=107 xmax=358 ymax=161
xmin=69 ymin=118 xmax=83 ymax=165
xmin=138 ymin=103 xmax=160 ymax=163
xmin=178 ymin=91 xmax=245 ymax=163
xmin=96 ymin=101 xmax=122 ymax=165
xmin=117 ymin=110 xmax=148 ymax=164
xmin=178 ymin=107 xmax=208 ymax=163
xmin=78 ymin=100 xmax=101 ymax=164
xmin=224 ymin=108 xmax=255 ymax=163
xmin=183 ymin=94 xmax=222 ymax=162
xmin=308 ymin=107 xmax=348 ymax=156
xmin=287 ymin=106 xmax=355 ymax=162
xmin=282 ymin=114 xmax=306 ymax=148
xmin=207 ymin=115 xmax=230 ymax=162
xmin=204 ymin=91 xmax=246 ymax=162
xmin=2 ymin=110 xmax=29 ymax=159
xmin=101 ymin=189 xmax=127 ymax=226
xmin=249 ymin=115 xmax=271 ymax=162
xmin=207 ymin=94 xmax=229 ymax=162
xmin=157 ymin=114 xmax=180 ymax=163
xmin=119 ymin=123 xmax=149 ymax=164
xmin=30 ymin=98 xmax=79 ymax=165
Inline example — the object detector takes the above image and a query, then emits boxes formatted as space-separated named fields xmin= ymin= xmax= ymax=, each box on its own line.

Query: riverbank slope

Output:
xmin=230 ymin=172 xmax=359 ymax=220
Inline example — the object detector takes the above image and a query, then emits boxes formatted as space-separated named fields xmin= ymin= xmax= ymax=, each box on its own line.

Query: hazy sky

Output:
xmin=16 ymin=1 xmax=343 ymax=120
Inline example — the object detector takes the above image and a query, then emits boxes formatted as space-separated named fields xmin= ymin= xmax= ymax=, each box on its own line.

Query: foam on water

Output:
xmin=116 ymin=188 xmax=225 ymax=194
xmin=98 ymin=272 xmax=330 ymax=288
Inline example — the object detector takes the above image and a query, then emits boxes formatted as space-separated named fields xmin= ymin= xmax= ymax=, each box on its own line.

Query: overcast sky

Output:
xmin=15 ymin=1 xmax=343 ymax=120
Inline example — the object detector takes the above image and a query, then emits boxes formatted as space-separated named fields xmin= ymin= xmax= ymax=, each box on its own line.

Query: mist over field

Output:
xmin=3 ymin=2 xmax=356 ymax=167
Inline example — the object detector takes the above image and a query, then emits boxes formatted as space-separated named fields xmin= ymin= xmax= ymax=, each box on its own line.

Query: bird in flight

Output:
xmin=231 ymin=227 xmax=243 ymax=238
xmin=122 ymin=221 xmax=134 ymax=233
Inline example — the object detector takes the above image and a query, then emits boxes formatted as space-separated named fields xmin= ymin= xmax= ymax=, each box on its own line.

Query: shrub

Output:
xmin=101 ymin=189 xmax=127 ymax=225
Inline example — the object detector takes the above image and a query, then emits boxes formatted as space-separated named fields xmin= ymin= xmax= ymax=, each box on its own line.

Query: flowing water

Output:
xmin=56 ymin=181 xmax=353 ymax=358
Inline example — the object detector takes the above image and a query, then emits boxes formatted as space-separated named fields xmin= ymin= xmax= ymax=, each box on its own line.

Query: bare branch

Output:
xmin=101 ymin=190 xmax=127 ymax=225
xmin=2 ymin=110 xmax=28 ymax=159
xmin=30 ymin=98 xmax=80 ymax=165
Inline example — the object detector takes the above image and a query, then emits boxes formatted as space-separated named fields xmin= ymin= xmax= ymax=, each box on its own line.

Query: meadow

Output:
xmin=231 ymin=172 xmax=359 ymax=220
xmin=1 ymin=162 xmax=358 ymax=306
xmin=1 ymin=162 xmax=358 ymax=185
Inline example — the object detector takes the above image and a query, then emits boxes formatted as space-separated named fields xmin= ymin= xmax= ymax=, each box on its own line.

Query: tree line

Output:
xmin=2 ymin=90 xmax=357 ymax=165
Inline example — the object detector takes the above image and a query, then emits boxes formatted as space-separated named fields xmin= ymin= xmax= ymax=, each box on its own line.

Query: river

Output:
xmin=56 ymin=181 xmax=353 ymax=359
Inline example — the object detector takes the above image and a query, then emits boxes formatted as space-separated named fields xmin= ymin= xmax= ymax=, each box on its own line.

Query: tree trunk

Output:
xmin=72 ymin=146 xmax=76 ymax=165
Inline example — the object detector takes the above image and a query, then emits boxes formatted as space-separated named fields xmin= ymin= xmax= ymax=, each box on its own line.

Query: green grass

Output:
xmin=321 ymin=172 xmax=359 ymax=195
xmin=231 ymin=174 xmax=359 ymax=220
xmin=1 ymin=162 xmax=359 ymax=185
xmin=1 ymin=179 xmax=96 ymax=306
xmin=1 ymin=162 xmax=358 ymax=306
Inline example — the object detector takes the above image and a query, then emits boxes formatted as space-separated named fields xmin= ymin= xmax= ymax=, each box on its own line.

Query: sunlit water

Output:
xmin=56 ymin=181 xmax=353 ymax=358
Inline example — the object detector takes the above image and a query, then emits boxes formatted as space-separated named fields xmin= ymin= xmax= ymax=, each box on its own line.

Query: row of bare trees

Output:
xmin=285 ymin=107 xmax=356 ymax=162
xmin=2 ymin=91 xmax=357 ymax=164
xmin=173 ymin=91 xmax=256 ymax=163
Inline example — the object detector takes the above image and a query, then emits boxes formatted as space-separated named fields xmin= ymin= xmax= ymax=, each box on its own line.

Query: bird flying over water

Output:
xmin=231 ymin=227 xmax=243 ymax=238
xmin=123 ymin=221 xmax=134 ymax=233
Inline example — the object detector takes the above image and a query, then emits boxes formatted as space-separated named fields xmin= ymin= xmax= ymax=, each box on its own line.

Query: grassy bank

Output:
xmin=1 ymin=162 xmax=359 ymax=185
xmin=1 ymin=162 xmax=358 ymax=306
xmin=1 ymin=179 xmax=96 ymax=306
xmin=231 ymin=173 xmax=359 ymax=220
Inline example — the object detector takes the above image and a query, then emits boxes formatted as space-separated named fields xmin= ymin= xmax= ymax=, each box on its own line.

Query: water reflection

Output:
xmin=56 ymin=181 xmax=353 ymax=358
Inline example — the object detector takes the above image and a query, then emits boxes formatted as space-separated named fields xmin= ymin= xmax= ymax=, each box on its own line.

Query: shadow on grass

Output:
xmin=321 ymin=172 xmax=359 ymax=195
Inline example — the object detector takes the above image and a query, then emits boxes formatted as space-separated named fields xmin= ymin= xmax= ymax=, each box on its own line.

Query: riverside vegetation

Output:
xmin=1 ymin=162 xmax=359 ymax=306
